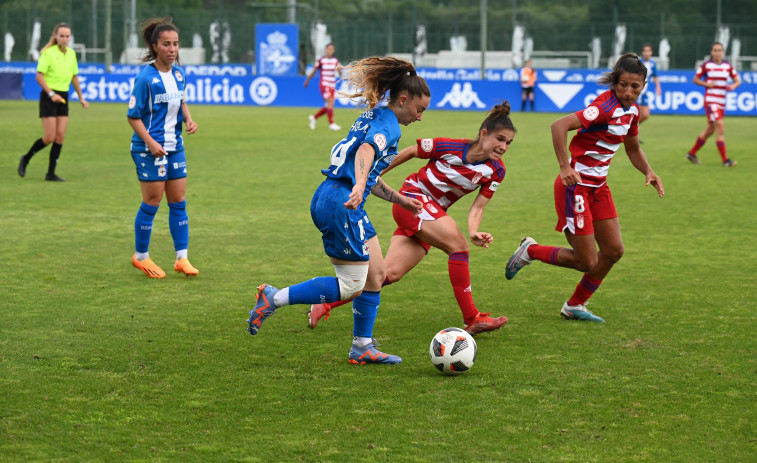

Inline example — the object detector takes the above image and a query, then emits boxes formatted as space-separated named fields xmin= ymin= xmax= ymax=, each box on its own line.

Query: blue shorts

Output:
xmin=131 ymin=149 xmax=187 ymax=182
xmin=639 ymin=91 xmax=652 ymax=107
xmin=310 ymin=179 xmax=376 ymax=262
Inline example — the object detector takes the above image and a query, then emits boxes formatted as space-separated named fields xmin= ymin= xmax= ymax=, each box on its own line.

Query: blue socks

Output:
xmin=352 ymin=290 xmax=380 ymax=338
xmin=168 ymin=200 xmax=189 ymax=252
xmin=134 ymin=202 xmax=159 ymax=253
xmin=288 ymin=277 xmax=341 ymax=305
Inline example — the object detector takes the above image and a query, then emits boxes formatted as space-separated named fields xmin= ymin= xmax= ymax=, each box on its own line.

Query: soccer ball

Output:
xmin=429 ymin=327 xmax=477 ymax=375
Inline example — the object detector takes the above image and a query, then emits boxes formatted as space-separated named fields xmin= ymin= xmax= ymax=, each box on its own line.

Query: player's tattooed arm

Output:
xmin=370 ymin=177 xmax=394 ymax=202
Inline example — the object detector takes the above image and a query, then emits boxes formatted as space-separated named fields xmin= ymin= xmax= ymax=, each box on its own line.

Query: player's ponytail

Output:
xmin=340 ymin=57 xmax=430 ymax=109
xmin=139 ymin=17 xmax=180 ymax=64
xmin=475 ymin=100 xmax=517 ymax=139
xmin=598 ymin=53 xmax=647 ymax=88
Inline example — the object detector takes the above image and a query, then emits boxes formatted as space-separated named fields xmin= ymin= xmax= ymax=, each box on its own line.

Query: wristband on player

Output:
xmin=48 ymin=91 xmax=55 ymax=98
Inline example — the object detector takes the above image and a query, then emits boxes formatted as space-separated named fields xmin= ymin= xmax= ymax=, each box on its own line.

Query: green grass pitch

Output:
xmin=0 ymin=100 xmax=755 ymax=462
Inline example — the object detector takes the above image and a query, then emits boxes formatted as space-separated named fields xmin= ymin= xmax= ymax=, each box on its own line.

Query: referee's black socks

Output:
xmin=23 ymin=138 xmax=48 ymax=161
xmin=47 ymin=143 xmax=62 ymax=176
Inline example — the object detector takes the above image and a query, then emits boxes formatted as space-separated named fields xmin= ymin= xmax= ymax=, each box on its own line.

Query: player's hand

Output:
xmin=148 ymin=141 xmax=167 ymax=157
xmin=645 ymin=171 xmax=664 ymax=197
xmin=471 ymin=232 xmax=493 ymax=248
xmin=51 ymin=93 xmax=64 ymax=104
xmin=559 ymin=165 xmax=581 ymax=186
xmin=344 ymin=184 xmax=365 ymax=209
xmin=80 ymin=99 xmax=89 ymax=109
xmin=400 ymin=196 xmax=424 ymax=217
xmin=185 ymin=120 xmax=198 ymax=134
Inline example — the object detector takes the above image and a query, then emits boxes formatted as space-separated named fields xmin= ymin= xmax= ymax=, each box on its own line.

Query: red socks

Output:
xmin=716 ymin=141 xmax=727 ymax=162
xmin=314 ymin=107 xmax=327 ymax=119
xmin=448 ymin=252 xmax=479 ymax=324
xmin=567 ymin=274 xmax=602 ymax=306
xmin=689 ymin=136 xmax=706 ymax=156
xmin=528 ymin=244 xmax=561 ymax=265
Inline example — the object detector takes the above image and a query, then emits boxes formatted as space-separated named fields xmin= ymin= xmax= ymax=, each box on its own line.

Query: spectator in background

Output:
xmin=18 ymin=22 xmax=88 ymax=181
xmin=520 ymin=59 xmax=536 ymax=111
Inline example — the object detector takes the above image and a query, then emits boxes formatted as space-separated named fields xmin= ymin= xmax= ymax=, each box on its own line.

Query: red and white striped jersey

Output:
xmin=401 ymin=138 xmax=506 ymax=210
xmin=696 ymin=60 xmax=738 ymax=109
xmin=569 ymin=89 xmax=639 ymax=188
xmin=316 ymin=56 xmax=340 ymax=89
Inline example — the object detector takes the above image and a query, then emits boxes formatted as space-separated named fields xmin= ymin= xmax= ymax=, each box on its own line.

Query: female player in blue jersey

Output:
xmin=248 ymin=57 xmax=430 ymax=365
xmin=127 ymin=17 xmax=199 ymax=279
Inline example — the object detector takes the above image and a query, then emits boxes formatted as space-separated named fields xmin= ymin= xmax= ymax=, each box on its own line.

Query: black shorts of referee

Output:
xmin=39 ymin=90 xmax=69 ymax=118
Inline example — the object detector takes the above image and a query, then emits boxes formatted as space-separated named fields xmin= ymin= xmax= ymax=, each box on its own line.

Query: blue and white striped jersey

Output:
xmin=128 ymin=64 xmax=186 ymax=152
xmin=322 ymin=106 xmax=401 ymax=207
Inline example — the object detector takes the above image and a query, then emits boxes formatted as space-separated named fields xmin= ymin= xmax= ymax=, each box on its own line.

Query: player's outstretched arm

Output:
xmin=624 ymin=136 xmax=664 ymax=197
xmin=467 ymin=193 xmax=493 ymax=248
xmin=381 ymin=145 xmax=418 ymax=176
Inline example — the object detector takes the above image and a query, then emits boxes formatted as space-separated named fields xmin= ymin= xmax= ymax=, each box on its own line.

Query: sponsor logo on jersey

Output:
xmin=174 ymin=70 xmax=183 ymax=82
xmin=490 ymin=181 xmax=500 ymax=191
xmin=374 ymin=133 xmax=387 ymax=151
xmin=128 ymin=95 xmax=136 ymax=109
xmin=154 ymin=91 xmax=184 ymax=104
xmin=436 ymin=82 xmax=486 ymax=109
xmin=420 ymin=138 xmax=434 ymax=152
xmin=151 ymin=77 xmax=161 ymax=85
xmin=583 ymin=106 xmax=599 ymax=121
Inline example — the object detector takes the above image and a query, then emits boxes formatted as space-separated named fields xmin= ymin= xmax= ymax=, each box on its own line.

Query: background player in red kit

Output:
xmin=304 ymin=43 xmax=342 ymax=131
xmin=309 ymin=102 xmax=516 ymax=335
xmin=505 ymin=53 xmax=664 ymax=322
xmin=686 ymin=42 xmax=741 ymax=167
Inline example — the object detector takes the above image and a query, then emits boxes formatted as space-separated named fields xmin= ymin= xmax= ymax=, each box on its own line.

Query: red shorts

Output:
xmin=705 ymin=103 xmax=724 ymax=122
xmin=392 ymin=193 xmax=447 ymax=253
xmin=320 ymin=85 xmax=335 ymax=101
xmin=554 ymin=175 xmax=617 ymax=236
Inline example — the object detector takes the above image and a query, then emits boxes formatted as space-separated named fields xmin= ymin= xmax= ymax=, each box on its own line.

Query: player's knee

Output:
xmin=574 ymin=254 xmax=598 ymax=273
xmin=334 ymin=264 xmax=369 ymax=301
xmin=605 ymin=244 xmax=624 ymax=263
xmin=384 ymin=264 xmax=404 ymax=284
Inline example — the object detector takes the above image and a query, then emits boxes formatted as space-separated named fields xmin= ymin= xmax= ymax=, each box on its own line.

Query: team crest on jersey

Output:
xmin=426 ymin=203 xmax=438 ymax=214
xmin=128 ymin=95 xmax=136 ymax=109
xmin=576 ymin=214 xmax=584 ymax=229
xmin=583 ymin=106 xmax=599 ymax=121
xmin=362 ymin=242 xmax=370 ymax=256
xmin=374 ymin=133 xmax=387 ymax=151
xmin=158 ymin=166 xmax=167 ymax=177
xmin=174 ymin=70 xmax=183 ymax=82
xmin=472 ymin=172 xmax=483 ymax=184
xmin=420 ymin=138 xmax=434 ymax=153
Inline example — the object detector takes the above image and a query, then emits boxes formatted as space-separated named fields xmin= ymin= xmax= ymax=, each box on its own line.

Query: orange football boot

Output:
xmin=174 ymin=258 xmax=199 ymax=276
xmin=132 ymin=254 xmax=166 ymax=279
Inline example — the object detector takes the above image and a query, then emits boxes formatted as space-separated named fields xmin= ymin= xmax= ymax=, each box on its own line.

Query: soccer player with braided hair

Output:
xmin=248 ymin=57 xmax=430 ymax=365
xmin=505 ymin=53 xmax=664 ymax=322
xmin=309 ymin=102 xmax=517 ymax=336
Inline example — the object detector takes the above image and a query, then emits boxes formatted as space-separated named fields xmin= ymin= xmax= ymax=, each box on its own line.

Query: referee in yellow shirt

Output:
xmin=18 ymin=22 xmax=89 ymax=181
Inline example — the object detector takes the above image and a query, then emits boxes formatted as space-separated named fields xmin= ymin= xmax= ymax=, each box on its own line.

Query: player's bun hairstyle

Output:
xmin=140 ymin=17 xmax=180 ymax=64
xmin=340 ymin=57 xmax=430 ymax=109
xmin=598 ymin=52 xmax=647 ymax=88
xmin=41 ymin=23 xmax=71 ymax=53
xmin=478 ymin=100 xmax=516 ymax=134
